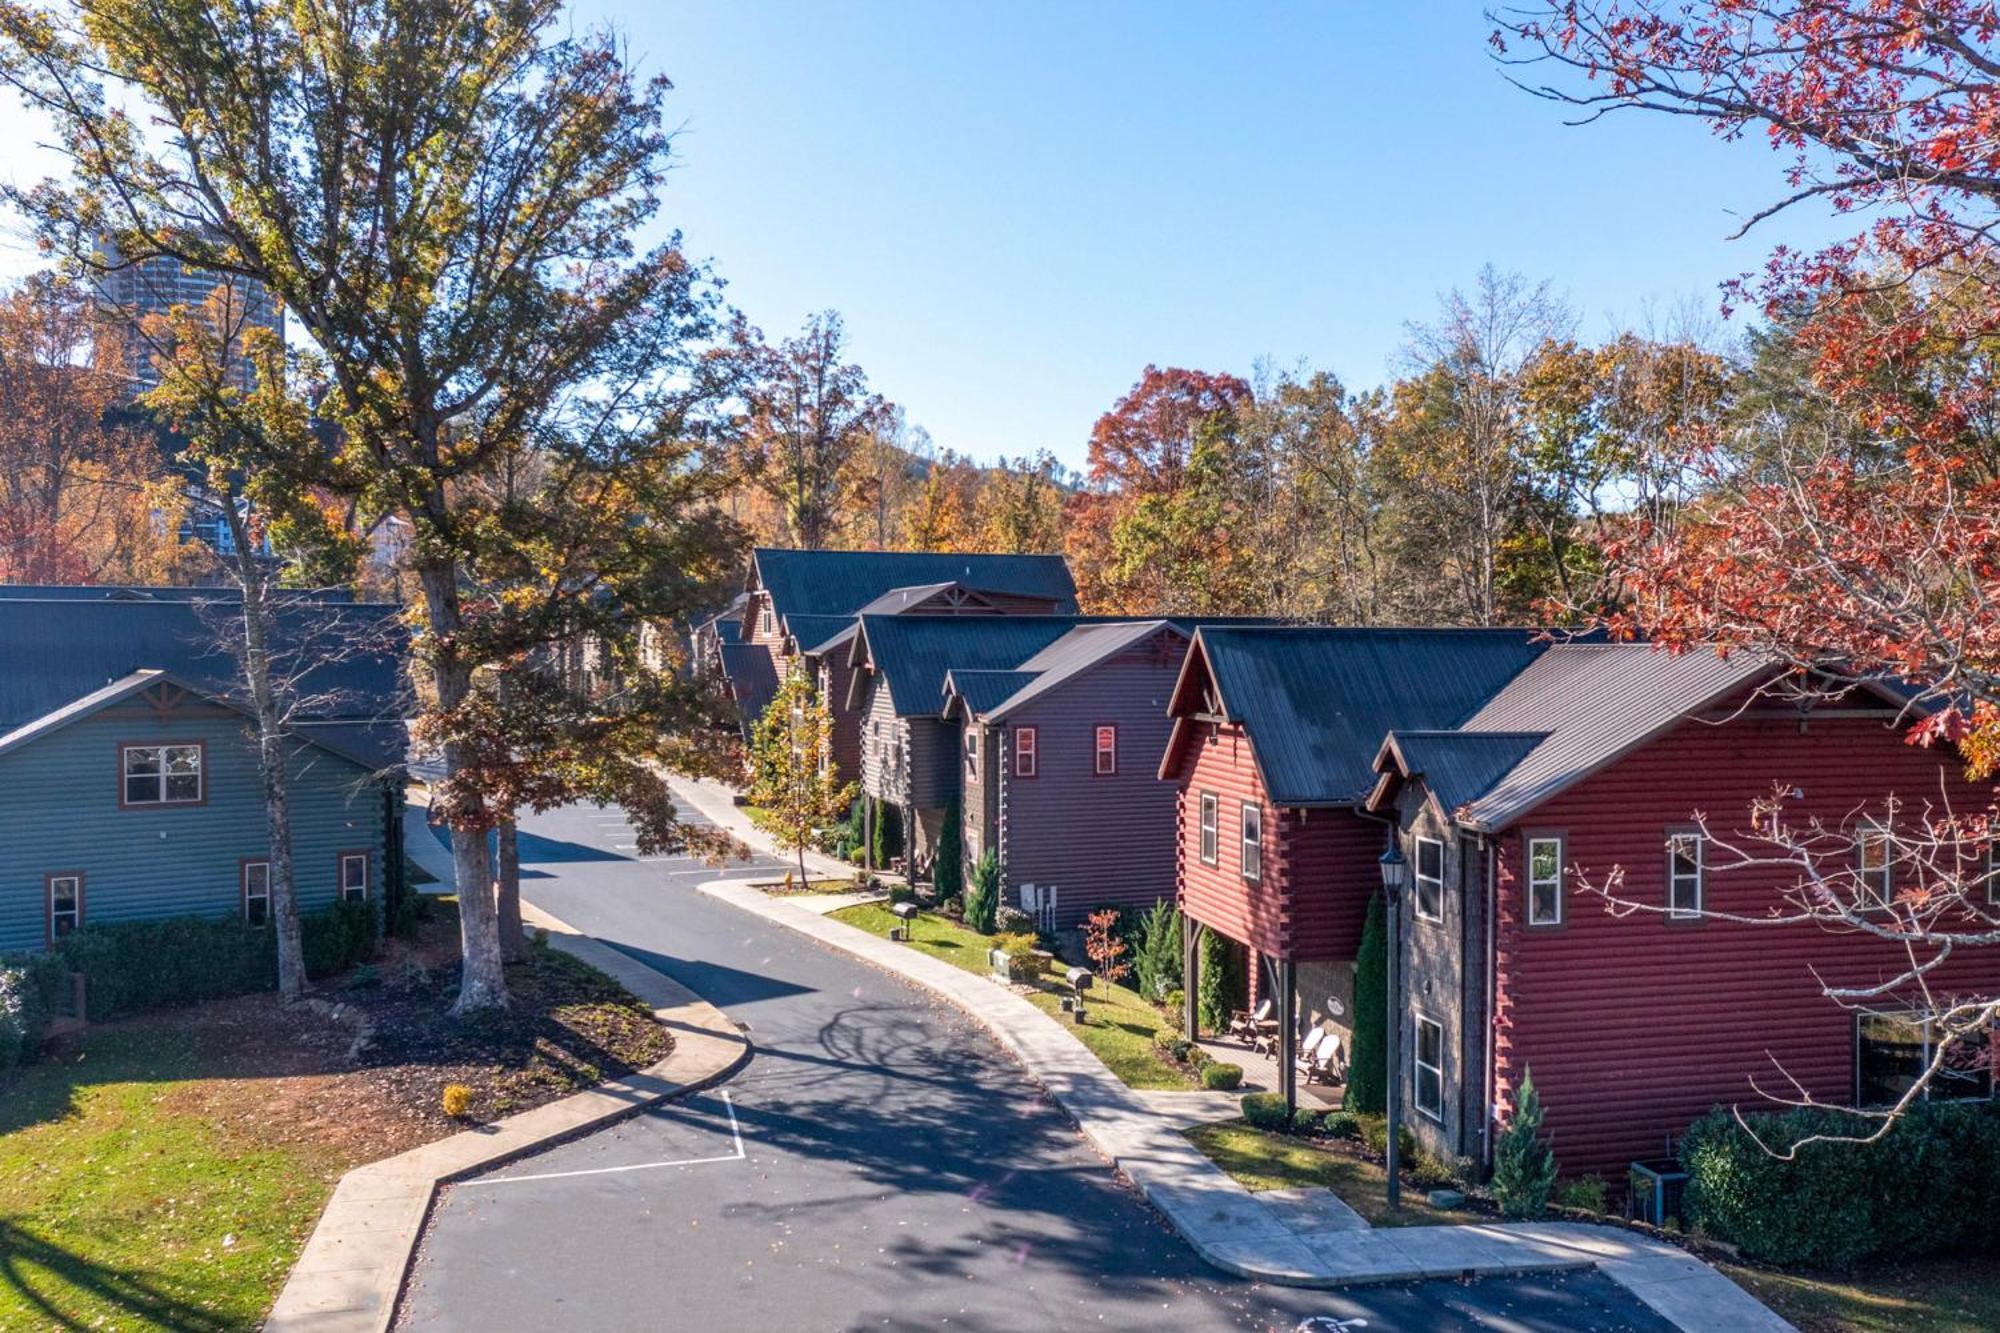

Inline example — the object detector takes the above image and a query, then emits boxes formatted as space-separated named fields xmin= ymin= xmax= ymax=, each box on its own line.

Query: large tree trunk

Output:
xmin=419 ymin=560 xmax=508 ymax=1013
xmin=497 ymin=815 xmax=526 ymax=962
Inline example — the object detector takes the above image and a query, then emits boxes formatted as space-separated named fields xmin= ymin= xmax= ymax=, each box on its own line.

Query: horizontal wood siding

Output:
xmin=996 ymin=652 xmax=1180 ymax=927
xmin=906 ymin=717 xmax=960 ymax=810
xmin=818 ymin=652 xmax=863 ymax=786
xmin=0 ymin=700 xmax=387 ymax=952
xmin=858 ymin=678 xmax=904 ymax=804
xmin=1280 ymin=805 xmax=1382 ymax=962
xmin=1494 ymin=713 xmax=2000 ymax=1175
xmin=1174 ymin=723 xmax=1288 ymax=956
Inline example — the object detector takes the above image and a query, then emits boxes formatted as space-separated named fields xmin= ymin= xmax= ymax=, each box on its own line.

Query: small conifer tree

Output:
xmin=1493 ymin=1066 xmax=1559 ymax=1219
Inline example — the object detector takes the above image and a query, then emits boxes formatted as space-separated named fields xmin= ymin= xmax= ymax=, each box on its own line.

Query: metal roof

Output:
xmin=1191 ymin=627 xmax=1553 ymax=806
xmin=941 ymin=669 xmax=1040 ymax=717
xmin=717 ymin=640 xmax=780 ymax=732
xmin=1445 ymin=644 xmax=1774 ymax=830
xmin=750 ymin=548 xmax=1077 ymax=624
xmin=853 ymin=615 xmax=1092 ymax=717
xmin=0 ymin=583 xmax=355 ymax=603
xmin=784 ymin=615 xmax=859 ymax=657
xmin=1374 ymin=730 xmax=1549 ymax=820
xmin=0 ymin=596 xmax=409 ymax=769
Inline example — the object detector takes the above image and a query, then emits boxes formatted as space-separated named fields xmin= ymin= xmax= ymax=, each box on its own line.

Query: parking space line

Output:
xmin=474 ymin=1092 xmax=745 ymax=1186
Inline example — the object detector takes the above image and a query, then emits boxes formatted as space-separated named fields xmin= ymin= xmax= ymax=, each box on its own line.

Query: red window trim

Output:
xmin=1014 ymin=725 xmax=1038 ymax=779
xmin=338 ymin=850 xmax=372 ymax=902
xmin=1093 ymin=724 xmax=1118 ymax=777
xmin=117 ymin=739 xmax=208 ymax=809
xmin=45 ymin=869 xmax=85 ymax=945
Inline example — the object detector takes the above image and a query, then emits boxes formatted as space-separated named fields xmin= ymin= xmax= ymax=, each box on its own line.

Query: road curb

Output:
xmin=262 ymin=902 xmax=752 ymax=1333
xmin=694 ymin=878 xmax=1791 ymax=1331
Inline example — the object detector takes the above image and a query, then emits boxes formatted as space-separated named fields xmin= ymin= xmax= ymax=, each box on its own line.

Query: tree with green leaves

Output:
xmin=0 ymin=0 xmax=737 ymax=1012
xmin=964 ymin=850 xmax=999 ymax=935
xmin=1493 ymin=1067 xmax=1559 ymax=1220
xmin=746 ymin=667 xmax=853 ymax=886
xmin=872 ymin=801 xmax=903 ymax=869
xmin=1133 ymin=898 xmax=1182 ymax=1002
xmin=1345 ymin=892 xmax=1387 ymax=1115
xmin=1197 ymin=927 xmax=1231 ymax=1034
xmin=933 ymin=796 xmax=964 ymax=904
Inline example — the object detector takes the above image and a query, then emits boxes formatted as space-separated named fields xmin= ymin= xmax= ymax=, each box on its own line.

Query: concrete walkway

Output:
xmin=663 ymin=771 xmax=860 ymax=882
xmin=695 ymin=876 xmax=1791 ymax=1332
xmin=263 ymin=901 xmax=752 ymax=1333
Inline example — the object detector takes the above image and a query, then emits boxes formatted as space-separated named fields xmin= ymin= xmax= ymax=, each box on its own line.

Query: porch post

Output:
xmin=1183 ymin=921 xmax=1202 ymax=1041
xmin=1278 ymin=956 xmax=1297 ymax=1111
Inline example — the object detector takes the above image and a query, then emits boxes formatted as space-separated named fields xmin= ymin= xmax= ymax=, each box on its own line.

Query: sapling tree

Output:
xmin=1083 ymin=909 xmax=1132 ymax=988
xmin=745 ymin=666 xmax=853 ymax=886
xmin=964 ymin=850 xmax=999 ymax=935
xmin=1345 ymin=892 xmax=1388 ymax=1115
xmin=933 ymin=796 xmax=964 ymax=905
xmin=1493 ymin=1066 xmax=1558 ymax=1219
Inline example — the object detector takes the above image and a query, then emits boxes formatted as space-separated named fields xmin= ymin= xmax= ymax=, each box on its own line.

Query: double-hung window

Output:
xmin=339 ymin=852 xmax=370 ymax=903
xmin=1414 ymin=1014 xmax=1445 ymax=1121
xmin=1859 ymin=824 xmax=1894 ymax=908
xmin=1240 ymin=802 xmax=1262 ymax=882
xmin=1199 ymin=792 xmax=1218 ymax=865
xmin=47 ymin=872 xmax=82 ymax=941
xmin=243 ymin=861 xmax=272 ymax=925
xmin=123 ymin=742 xmax=203 ymax=806
xmin=1857 ymin=1012 xmax=1993 ymax=1106
xmin=1414 ymin=838 xmax=1444 ymax=922
xmin=965 ymin=729 xmax=980 ymax=780
xmin=1667 ymin=832 xmax=1704 ymax=919
xmin=1988 ymin=843 xmax=2000 ymax=909
xmin=1094 ymin=725 xmax=1118 ymax=775
xmin=1013 ymin=726 xmax=1037 ymax=778
xmin=1526 ymin=835 xmax=1564 ymax=926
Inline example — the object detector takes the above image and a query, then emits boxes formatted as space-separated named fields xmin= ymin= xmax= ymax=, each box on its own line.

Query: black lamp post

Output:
xmin=1378 ymin=843 xmax=1407 ymax=1212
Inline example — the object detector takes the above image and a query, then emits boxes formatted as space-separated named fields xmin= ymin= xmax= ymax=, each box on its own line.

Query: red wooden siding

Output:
xmin=818 ymin=651 xmax=863 ymax=785
xmin=1493 ymin=711 xmax=2000 ymax=1176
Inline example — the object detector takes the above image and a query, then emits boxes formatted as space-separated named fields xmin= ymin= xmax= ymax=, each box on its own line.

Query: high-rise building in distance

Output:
xmin=97 ymin=233 xmax=285 ymax=398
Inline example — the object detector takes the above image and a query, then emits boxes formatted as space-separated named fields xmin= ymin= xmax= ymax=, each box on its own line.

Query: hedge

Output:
xmin=0 ymin=951 xmax=65 ymax=1070
xmin=53 ymin=898 xmax=380 ymax=1022
xmin=1680 ymin=1101 xmax=2000 ymax=1269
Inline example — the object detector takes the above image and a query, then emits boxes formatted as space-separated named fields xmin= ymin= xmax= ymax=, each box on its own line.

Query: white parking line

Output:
xmin=476 ymin=1092 xmax=745 ymax=1186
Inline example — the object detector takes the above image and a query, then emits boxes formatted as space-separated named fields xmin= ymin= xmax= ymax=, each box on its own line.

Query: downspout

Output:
xmin=1482 ymin=830 xmax=1498 ymax=1173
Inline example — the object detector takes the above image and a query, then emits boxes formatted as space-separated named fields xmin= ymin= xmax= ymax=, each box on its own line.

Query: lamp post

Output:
xmin=1378 ymin=843 xmax=1407 ymax=1212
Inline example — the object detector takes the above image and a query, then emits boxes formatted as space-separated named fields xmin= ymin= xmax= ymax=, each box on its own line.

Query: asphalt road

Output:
xmin=398 ymin=799 xmax=1678 ymax=1333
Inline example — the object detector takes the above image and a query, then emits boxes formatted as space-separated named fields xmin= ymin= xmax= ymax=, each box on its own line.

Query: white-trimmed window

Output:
xmin=1667 ymin=832 xmax=1704 ymax=919
xmin=1414 ymin=1013 xmax=1445 ymax=1121
xmin=758 ymin=602 xmax=774 ymax=636
xmin=47 ymin=872 xmax=82 ymax=941
xmin=965 ymin=728 xmax=980 ymax=780
xmin=1859 ymin=823 xmax=1894 ymax=908
xmin=1094 ymin=725 xmax=1118 ymax=775
xmin=243 ymin=860 xmax=272 ymax=925
xmin=1414 ymin=837 xmax=1445 ymax=922
xmin=339 ymin=852 xmax=370 ymax=903
xmin=1014 ymin=726 xmax=1037 ymax=778
xmin=1240 ymin=802 xmax=1262 ymax=882
xmin=123 ymin=742 xmax=203 ymax=806
xmin=1199 ymin=792 xmax=1218 ymax=866
xmin=1526 ymin=835 xmax=1563 ymax=926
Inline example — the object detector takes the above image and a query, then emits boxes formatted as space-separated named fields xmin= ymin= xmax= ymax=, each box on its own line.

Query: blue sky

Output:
xmin=0 ymin=2 xmax=1846 ymax=470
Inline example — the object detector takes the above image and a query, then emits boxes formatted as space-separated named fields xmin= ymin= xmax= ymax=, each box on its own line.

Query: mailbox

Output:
xmin=1065 ymin=966 xmax=1094 ymax=992
xmin=890 ymin=900 xmax=919 ymax=941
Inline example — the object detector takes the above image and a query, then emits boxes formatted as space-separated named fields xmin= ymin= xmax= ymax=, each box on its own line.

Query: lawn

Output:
xmin=829 ymin=905 xmax=1192 ymax=1090
xmin=1183 ymin=1119 xmax=1483 ymax=1229
xmin=1718 ymin=1258 xmax=2000 ymax=1333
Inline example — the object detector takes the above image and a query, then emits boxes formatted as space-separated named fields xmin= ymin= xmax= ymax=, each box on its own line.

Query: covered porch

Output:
xmin=1181 ymin=914 xmax=1355 ymax=1113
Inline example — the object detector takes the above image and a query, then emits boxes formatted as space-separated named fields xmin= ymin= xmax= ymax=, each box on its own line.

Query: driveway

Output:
xmin=399 ymin=799 xmax=1678 ymax=1332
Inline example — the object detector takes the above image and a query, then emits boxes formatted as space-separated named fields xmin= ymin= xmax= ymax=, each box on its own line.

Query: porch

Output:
xmin=1193 ymin=1031 xmax=1346 ymax=1110
xmin=1181 ymin=914 xmax=1355 ymax=1113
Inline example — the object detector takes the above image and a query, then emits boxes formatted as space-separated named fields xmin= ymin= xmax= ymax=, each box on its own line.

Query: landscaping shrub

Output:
xmin=56 ymin=899 xmax=379 ymax=1021
xmin=994 ymin=905 xmax=1034 ymax=935
xmin=1133 ymin=898 xmax=1182 ymax=1001
xmin=1408 ymin=1150 xmax=1461 ymax=1190
xmin=1344 ymin=891 xmax=1386 ymax=1114
xmin=934 ymin=797 xmax=965 ymax=905
xmin=1201 ymin=1061 xmax=1243 ymax=1090
xmin=995 ymin=932 xmax=1045 ymax=982
xmin=0 ymin=951 xmax=64 ymax=1070
xmin=1679 ymin=1101 xmax=2000 ymax=1269
xmin=1290 ymin=1107 xmax=1324 ymax=1137
xmin=1161 ymin=986 xmax=1185 ymax=1017
xmin=1360 ymin=1114 xmax=1416 ymax=1160
xmin=887 ymin=883 xmax=916 ymax=906
xmin=964 ymin=850 xmax=999 ymax=934
xmin=837 ymin=796 xmax=866 ymax=863
xmin=1242 ymin=1091 xmax=1290 ymax=1130
xmin=1493 ymin=1066 xmax=1559 ymax=1219
xmin=1556 ymin=1175 xmax=1610 ymax=1215
xmin=1322 ymin=1110 xmax=1361 ymax=1141
xmin=1197 ymin=928 xmax=1230 ymax=1033
xmin=871 ymin=802 xmax=902 ymax=867
xmin=441 ymin=1083 xmax=474 ymax=1118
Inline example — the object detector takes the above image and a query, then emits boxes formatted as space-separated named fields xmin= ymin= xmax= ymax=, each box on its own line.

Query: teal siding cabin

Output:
xmin=0 ymin=589 xmax=408 ymax=952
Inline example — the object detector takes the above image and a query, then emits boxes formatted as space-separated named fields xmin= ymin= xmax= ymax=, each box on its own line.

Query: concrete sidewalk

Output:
xmin=696 ymin=877 xmax=1790 ymax=1332
xmin=662 ymin=771 xmax=862 ymax=882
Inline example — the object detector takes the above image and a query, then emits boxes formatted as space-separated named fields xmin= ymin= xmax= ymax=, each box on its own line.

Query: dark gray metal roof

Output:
xmin=942 ymin=669 xmax=1040 ymax=717
xmin=1194 ymin=627 xmax=1552 ymax=806
xmin=751 ymin=548 xmax=1077 ymax=624
xmin=0 ymin=595 xmax=409 ymax=769
xmin=1375 ymin=730 xmax=1549 ymax=819
xmin=855 ymin=615 xmax=1094 ymax=717
xmin=717 ymin=640 xmax=780 ymax=733
xmin=784 ymin=615 xmax=859 ymax=658
xmin=0 ymin=583 xmax=355 ymax=602
xmin=1448 ymin=644 xmax=1773 ymax=830
xmin=854 ymin=582 xmax=960 ymax=614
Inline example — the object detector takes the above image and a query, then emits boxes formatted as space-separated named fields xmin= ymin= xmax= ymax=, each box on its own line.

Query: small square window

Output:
xmin=339 ymin=853 xmax=369 ymax=903
xmin=1014 ymin=726 xmax=1037 ymax=778
xmin=1240 ymin=802 xmax=1262 ymax=882
xmin=1415 ymin=838 xmax=1445 ymax=922
xmin=1526 ymin=836 xmax=1563 ymax=926
xmin=1414 ymin=1014 xmax=1445 ymax=1121
xmin=1199 ymin=792 xmax=1218 ymax=866
xmin=1094 ymin=725 xmax=1117 ymax=776
xmin=243 ymin=861 xmax=272 ymax=926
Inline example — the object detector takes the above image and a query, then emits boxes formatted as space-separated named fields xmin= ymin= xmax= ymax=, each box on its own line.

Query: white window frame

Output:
xmin=1667 ymin=831 xmax=1704 ymax=920
xmin=243 ymin=860 xmax=272 ymax=925
xmin=758 ymin=602 xmax=774 ymax=636
xmin=1014 ymin=726 xmax=1037 ymax=778
xmin=1094 ymin=725 xmax=1118 ymax=776
xmin=122 ymin=742 xmax=204 ymax=806
xmin=339 ymin=852 xmax=370 ymax=903
xmin=1240 ymin=802 xmax=1262 ymax=882
xmin=1414 ymin=1012 xmax=1445 ymax=1122
xmin=1859 ymin=822 xmax=1894 ymax=908
xmin=1414 ymin=837 xmax=1445 ymax=923
xmin=1199 ymin=792 xmax=1218 ymax=866
xmin=965 ymin=728 xmax=979 ymax=780
xmin=47 ymin=872 xmax=82 ymax=940
xmin=1525 ymin=835 xmax=1564 ymax=926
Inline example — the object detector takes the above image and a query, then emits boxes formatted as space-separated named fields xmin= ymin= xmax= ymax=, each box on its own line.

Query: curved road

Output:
xmin=398 ymin=799 xmax=1675 ymax=1332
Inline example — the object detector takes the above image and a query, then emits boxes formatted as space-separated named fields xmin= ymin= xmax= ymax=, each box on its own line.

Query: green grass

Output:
xmin=1718 ymin=1258 xmax=2000 ymax=1333
xmin=1183 ymin=1120 xmax=1482 ymax=1228
xmin=0 ymin=1025 xmax=336 ymax=1330
xmin=829 ymin=905 xmax=1193 ymax=1090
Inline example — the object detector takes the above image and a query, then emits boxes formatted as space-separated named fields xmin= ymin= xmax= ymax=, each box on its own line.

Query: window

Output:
xmin=1414 ymin=1014 xmax=1445 ymax=1121
xmin=1094 ymin=725 xmax=1118 ymax=775
xmin=1240 ymin=802 xmax=1262 ymax=882
xmin=1199 ymin=792 xmax=1218 ymax=865
xmin=1415 ymin=837 xmax=1445 ymax=923
xmin=122 ymin=742 xmax=203 ymax=806
xmin=1667 ymin=832 xmax=1704 ymax=920
xmin=965 ymin=728 xmax=980 ymax=780
xmin=46 ymin=873 xmax=82 ymax=941
xmin=339 ymin=852 xmax=370 ymax=903
xmin=1526 ymin=835 xmax=1563 ymax=926
xmin=1859 ymin=824 xmax=1894 ymax=907
xmin=1013 ymin=726 xmax=1037 ymax=778
xmin=1857 ymin=1013 xmax=1993 ymax=1106
xmin=758 ymin=602 xmax=774 ymax=636
xmin=243 ymin=860 xmax=272 ymax=926
xmin=1988 ymin=844 xmax=2000 ymax=909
